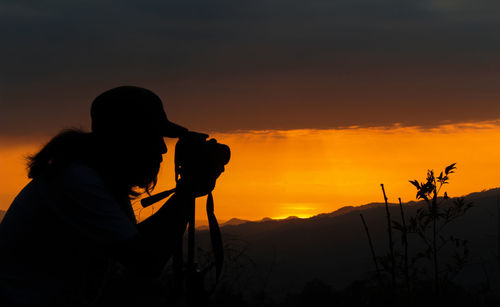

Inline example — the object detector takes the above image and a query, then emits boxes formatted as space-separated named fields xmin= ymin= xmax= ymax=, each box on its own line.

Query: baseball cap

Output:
xmin=91 ymin=86 xmax=188 ymax=138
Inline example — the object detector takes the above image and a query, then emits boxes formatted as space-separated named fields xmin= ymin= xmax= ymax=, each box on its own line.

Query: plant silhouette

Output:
xmin=405 ymin=163 xmax=472 ymax=295
xmin=361 ymin=163 xmax=474 ymax=305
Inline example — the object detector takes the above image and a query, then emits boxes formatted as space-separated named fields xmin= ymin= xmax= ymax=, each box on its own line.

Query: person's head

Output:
xmin=90 ymin=86 xmax=187 ymax=195
xmin=28 ymin=86 xmax=187 ymax=198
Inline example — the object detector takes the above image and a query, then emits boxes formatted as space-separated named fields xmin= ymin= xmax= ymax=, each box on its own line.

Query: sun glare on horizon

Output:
xmin=1 ymin=120 xmax=500 ymax=223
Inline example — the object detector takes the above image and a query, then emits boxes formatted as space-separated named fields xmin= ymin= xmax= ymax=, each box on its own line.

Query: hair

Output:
xmin=27 ymin=129 xmax=158 ymax=199
xmin=27 ymin=129 xmax=93 ymax=179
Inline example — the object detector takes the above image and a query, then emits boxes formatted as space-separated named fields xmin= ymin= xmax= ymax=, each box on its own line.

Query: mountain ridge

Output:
xmin=194 ymin=187 xmax=500 ymax=298
xmin=215 ymin=187 xmax=500 ymax=229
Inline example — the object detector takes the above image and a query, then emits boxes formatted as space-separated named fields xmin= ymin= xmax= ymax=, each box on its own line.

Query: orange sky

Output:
xmin=1 ymin=120 xmax=499 ymax=223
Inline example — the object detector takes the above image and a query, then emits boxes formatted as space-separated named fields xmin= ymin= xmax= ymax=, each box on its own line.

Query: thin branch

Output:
xmin=360 ymin=213 xmax=381 ymax=280
xmin=381 ymin=184 xmax=396 ymax=288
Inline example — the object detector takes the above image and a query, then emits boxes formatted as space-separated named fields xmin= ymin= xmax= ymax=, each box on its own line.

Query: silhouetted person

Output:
xmin=0 ymin=86 xmax=218 ymax=306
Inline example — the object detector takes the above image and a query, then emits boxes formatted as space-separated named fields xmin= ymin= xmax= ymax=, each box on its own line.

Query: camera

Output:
xmin=139 ymin=132 xmax=230 ymax=207
xmin=174 ymin=132 xmax=230 ymax=196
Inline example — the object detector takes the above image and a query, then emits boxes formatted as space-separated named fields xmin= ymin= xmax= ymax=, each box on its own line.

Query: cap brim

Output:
xmin=163 ymin=120 xmax=188 ymax=138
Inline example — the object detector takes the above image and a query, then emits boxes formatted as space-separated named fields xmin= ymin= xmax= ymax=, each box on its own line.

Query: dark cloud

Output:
xmin=1 ymin=0 xmax=500 ymax=137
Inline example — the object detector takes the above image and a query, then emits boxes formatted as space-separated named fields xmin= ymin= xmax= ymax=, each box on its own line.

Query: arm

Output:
xmin=119 ymin=190 xmax=193 ymax=278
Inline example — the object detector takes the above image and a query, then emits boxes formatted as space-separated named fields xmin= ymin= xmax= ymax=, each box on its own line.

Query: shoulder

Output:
xmin=61 ymin=161 xmax=105 ymax=187
xmin=50 ymin=162 xmax=138 ymax=241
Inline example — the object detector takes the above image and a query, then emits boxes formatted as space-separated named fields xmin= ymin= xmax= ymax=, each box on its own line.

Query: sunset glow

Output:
xmin=2 ymin=120 xmax=500 ymax=223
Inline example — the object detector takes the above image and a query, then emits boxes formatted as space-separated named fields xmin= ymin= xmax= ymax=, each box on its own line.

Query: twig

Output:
xmin=360 ymin=213 xmax=381 ymax=280
xmin=381 ymin=184 xmax=396 ymax=287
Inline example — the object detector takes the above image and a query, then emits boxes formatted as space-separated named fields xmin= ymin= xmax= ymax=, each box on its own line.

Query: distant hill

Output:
xmin=222 ymin=217 xmax=251 ymax=226
xmin=196 ymin=188 xmax=500 ymax=299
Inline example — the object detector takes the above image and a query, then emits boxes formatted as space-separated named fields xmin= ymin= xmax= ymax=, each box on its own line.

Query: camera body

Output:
xmin=174 ymin=132 xmax=230 ymax=196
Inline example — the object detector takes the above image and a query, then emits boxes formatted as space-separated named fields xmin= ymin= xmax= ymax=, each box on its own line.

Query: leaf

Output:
xmin=445 ymin=163 xmax=457 ymax=175
xmin=409 ymin=180 xmax=420 ymax=189
xmin=426 ymin=170 xmax=435 ymax=183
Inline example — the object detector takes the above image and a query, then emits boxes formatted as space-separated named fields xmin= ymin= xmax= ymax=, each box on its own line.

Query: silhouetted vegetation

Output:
xmin=406 ymin=164 xmax=472 ymax=294
xmin=359 ymin=164 xmax=480 ymax=305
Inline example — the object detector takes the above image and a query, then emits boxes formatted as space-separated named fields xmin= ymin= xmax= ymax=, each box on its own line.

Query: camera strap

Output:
xmin=206 ymin=192 xmax=224 ymax=280
xmin=140 ymin=190 xmax=224 ymax=282
xmin=140 ymin=188 xmax=176 ymax=207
